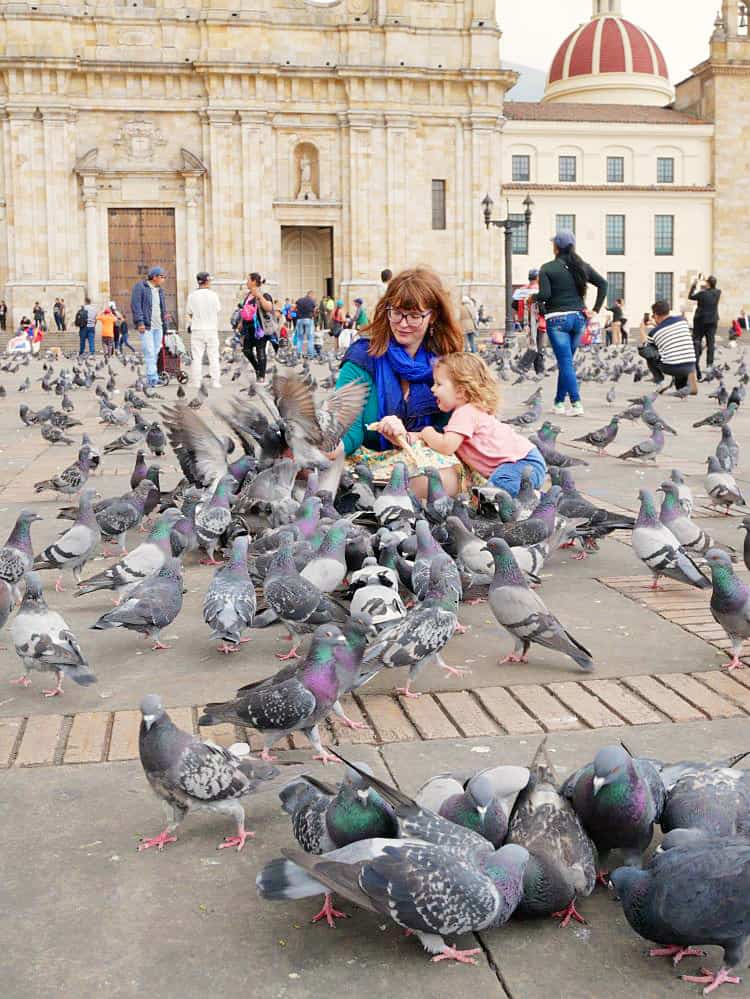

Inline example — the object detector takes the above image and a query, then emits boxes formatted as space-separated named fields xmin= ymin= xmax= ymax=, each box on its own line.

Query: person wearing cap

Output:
xmin=537 ymin=230 xmax=607 ymax=416
xmin=131 ymin=266 xmax=168 ymax=386
xmin=353 ymin=297 xmax=368 ymax=335
xmin=185 ymin=272 xmax=222 ymax=389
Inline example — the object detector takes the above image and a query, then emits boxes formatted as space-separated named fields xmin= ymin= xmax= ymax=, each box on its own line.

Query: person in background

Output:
xmin=379 ymin=268 xmax=393 ymax=299
xmin=59 ymin=298 xmax=66 ymax=332
xmin=689 ymin=273 xmax=721 ymax=380
xmin=353 ymin=297 xmax=368 ymax=337
xmin=186 ymin=271 xmax=222 ymax=390
xmin=242 ymin=272 xmax=275 ymax=380
xmin=115 ymin=308 xmax=134 ymax=353
xmin=731 ymin=308 xmax=750 ymax=340
xmin=330 ymin=298 xmax=345 ymax=353
xmin=131 ymin=266 xmax=168 ymax=386
xmin=295 ymin=289 xmax=316 ymax=359
xmin=639 ymin=300 xmax=697 ymax=393
xmin=459 ymin=295 xmax=478 ymax=353
xmin=76 ymin=296 xmax=97 ymax=356
xmin=537 ymin=229 xmax=607 ymax=417
xmin=96 ymin=305 xmax=116 ymax=357
xmin=0 ymin=300 xmax=7 ymax=332
xmin=53 ymin=298 xmax=64 ymax=332
xmin=32 ymin=301 xmax=45 ymax=329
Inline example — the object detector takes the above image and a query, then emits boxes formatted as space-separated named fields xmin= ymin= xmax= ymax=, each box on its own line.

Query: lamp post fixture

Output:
xmin=481 ymin=192 xmax=534 ymax=341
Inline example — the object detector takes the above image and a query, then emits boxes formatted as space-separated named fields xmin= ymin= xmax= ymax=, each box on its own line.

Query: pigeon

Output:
xmin=130 ymin=450 xmax=148 ymax=490
xmin=300 ymin=520 xmax=351 ymax=593
xmin=0 ymin=579 xmax=15 ymax=633
xmin=40 ymin=423 xmax=74 ymax=446
xmin=91 ymin=555 xmax=184 ymax=650
xmin=145 ymin=421 xmax=166 ymax=456
xmin=611 ymin=839 xmax=750 ymax=995
xmin=671 ymin=468 xmax=694 ymax=517
xmin=10 ymin=572 xmax=95 ymax=696
xmin=617 ymin=423 xmax=665 ymax=462
xmin=506 ymin=740 xmax=597 ymax=927
xmin=372 ymin=462 xmax=415 ymax=525
xmin=705 ymin=549 xmax=750 ymax=670
xmin=641 ymin=399 xmax=677 ymax=436
xmin=102 ymin=415 xmax=148 ymax=454
xmin=345 ymin=557 xmax=406 ymax=631
xmin=199 ymin=623 xmax=357 ymax=763
xmin=562 ymin=745 xmax=664 ymax=874
xmin=203 ymin=535 xmax=256 ymax=653
xmin=530 ymin=433 xmax=589 ymax=469
xmin=485 ymin=538 xmax=594 ymax=671
xmin=272 ymin=765 xmax=398 ymax=925
xmin=422 ymin=467 xmax=455 ymax=524
xmin=33 ymin=447 xmax=92 ymax=495
xmin=262 ymin=539 xmax=348 ymax=660
xmin=76 ymin=509 xmax=182 ymax=599
xmin=661 ymin=753 xmax=750 ymax=838
xmin=137 ymin=694 xmax=278 ymax=852
xmin=693 ymin=402 xmax=738 ymax=429
xmin=96 ymin=480 xmax=158 ymax=556
xmin=631 ymin=489 xmax=710 ymax=590
xmin=705 ymin=455 xmax=746 ymax=515
xmin=416 ymin=764 xmax=530 ymax=848
xmin=444 ymin=515 xmax=494 ymax=587
xmin=33 ymin=488 xmax=101 ymax=590
xmin=195 ymin=474 xmax=234 ymax=564
xmin=658 ymin=481 xmax=726 ymax=558
xmin=357 ymin=555 xmax=462 ymax=697
xmin=716 ymin=425 xmax=740 ymax=473
xmin=709 ymin=381 xmax=729 ymax=406
xmin=572 ymin=416 xmax=620 ymax=456
xmin=0 ymin=509 xmax=42 ymax=591
xmin=740 ymin=519 xmax=750 ymax=573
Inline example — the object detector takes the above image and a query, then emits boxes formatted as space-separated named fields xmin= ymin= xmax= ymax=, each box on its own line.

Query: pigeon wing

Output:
xmin=162 ymin=404 xmax=228 ymax=486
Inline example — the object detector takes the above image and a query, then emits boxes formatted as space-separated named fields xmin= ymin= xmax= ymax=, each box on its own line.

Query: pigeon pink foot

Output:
xmin=395 ymin=685 xmax=421 ymax=699
xmin=259 ymin=747 xmax=278 ymax=762
xmin=499 ymin=653 xmax=528 ymax=664
xmin=238 ymin=636 xmax=252 ymax=644
xmin=200 ymin=557 xmax=223 ymax=566
xmin=649 ymin=578 xmax=664 ymax=591
xmin=441 ymin=664 xmax=471 ymax=679
xmin=218 ymin=828 xmax=255 ymax=852
xmin=311 ymin=894 xmax=348 ymax=927
xmin=572 ymin=550 xmax=588 ymax=561
xmin=276 ymin=646 xmax=301 ymax=661
xmin=465 ymin=597 xmax=486 ymax=605
xmin=313 ymin=750 xmax=339 ymax=765
xmin=649 ymin=945 xmax=705 ymax=966
xmin=42 ymin=673 xmax=64 ymax=697
xmin=54 ymin=577 xmax=65 ymax=592
xmin=595 ymin=871 xmax=609 ymax=888
xmin=334 ymin=714 xmax=368 ymax=731
xmin=151 ymin=640 xmax=171 ymax=651
xmin=138 ymin=829 xmax=177 ymax=852
xmin=725 ymin=656 xmax=745 ymax=671
xmin=681 ymin=967 xmax=741 ymax=994
xmin=432 ymin=946 xmax=481 ymax=966
xmin=11 ymin=675 xmax=31 ymax=687
xmin=552 ymin=900 xmax=587 ymax=927
xmin=217 ymin=643 xmax=240 ymax=654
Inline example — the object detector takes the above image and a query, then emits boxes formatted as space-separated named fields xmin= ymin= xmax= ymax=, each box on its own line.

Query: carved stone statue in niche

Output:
xmin=295 ymin=143 xmax=319 ymax=200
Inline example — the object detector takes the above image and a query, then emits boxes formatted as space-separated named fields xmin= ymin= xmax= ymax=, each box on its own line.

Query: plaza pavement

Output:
xmin=2 ymin=343 xmax=750 ymax=998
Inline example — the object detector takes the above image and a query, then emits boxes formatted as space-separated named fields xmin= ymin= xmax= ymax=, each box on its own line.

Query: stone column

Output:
xmin=205 ymin=110 xmax=239 ymax=279
xmin=345 ymin=112 xmax=377 ymax=283
xmin=7 ymin=108 xmax=38 ymax=282
xmin=239 ymin=111 xmax=269 ymax=273
xmin=82 ymin=176 xmax=99 ymax=299
xmin=184 ymin=176 xmax=199 ymax=290
xmin=385 ymin=113 xmax=413 ymax=274
xmin=42 ymin=108 xmax=76 ymax=282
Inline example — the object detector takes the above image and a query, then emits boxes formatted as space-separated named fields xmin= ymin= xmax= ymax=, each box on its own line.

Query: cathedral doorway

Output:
xmin=108 ymin=208 xmax=178 ymax=325
xmin=280 ymin=226 xmax=333 ymax=302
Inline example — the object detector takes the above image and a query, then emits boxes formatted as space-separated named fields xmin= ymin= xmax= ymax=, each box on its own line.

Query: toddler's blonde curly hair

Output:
xmin=433 ymin=352 xmax=501 ymax=415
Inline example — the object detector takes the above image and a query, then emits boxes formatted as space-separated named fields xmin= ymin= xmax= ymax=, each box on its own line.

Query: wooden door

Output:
xmin=281 ymin=226 xmax=332 ymax=303
xmin=108 ymin=208 xmax=178 ymax=325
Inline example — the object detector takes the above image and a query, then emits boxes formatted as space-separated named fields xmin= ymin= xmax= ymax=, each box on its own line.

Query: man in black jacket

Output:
xmin=689 ymin=274 xmax=721 ymax=379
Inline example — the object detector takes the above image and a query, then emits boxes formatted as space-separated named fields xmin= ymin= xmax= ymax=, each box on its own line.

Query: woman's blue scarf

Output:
xmin=343 ymin=339 xmax=439 ymax=449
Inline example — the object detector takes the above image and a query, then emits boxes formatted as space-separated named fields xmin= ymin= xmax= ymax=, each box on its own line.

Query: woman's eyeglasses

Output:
xmin=386 ymin=307 xmax=431 ymax=328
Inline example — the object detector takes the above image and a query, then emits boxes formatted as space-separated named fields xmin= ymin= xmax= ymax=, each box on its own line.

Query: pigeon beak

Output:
xmin=356 ymin=788 xmax=370 ymax=805
xmin=593 ymin=776 xmax=606 ymax=795
xmin=142 ymin=714 xmax=156 ymax=730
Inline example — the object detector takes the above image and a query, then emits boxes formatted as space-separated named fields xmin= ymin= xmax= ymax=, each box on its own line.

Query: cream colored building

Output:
xmin=0 ymin=0 xmax=749 ymax=330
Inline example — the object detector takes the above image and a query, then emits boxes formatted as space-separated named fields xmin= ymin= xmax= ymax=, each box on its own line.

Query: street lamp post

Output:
xmin=481 ymin=192 xmax=534 ymax=342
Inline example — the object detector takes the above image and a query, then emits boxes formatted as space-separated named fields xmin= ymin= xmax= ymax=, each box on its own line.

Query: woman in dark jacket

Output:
xmin=241 ymin=272 xmax=274 ymax=381
xmin=537 ymin=230 xmax=607 ymax=417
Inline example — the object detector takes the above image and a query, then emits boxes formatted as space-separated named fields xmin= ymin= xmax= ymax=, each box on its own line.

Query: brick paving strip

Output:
xmin=7 ymin=666 xmax=750 ymax=768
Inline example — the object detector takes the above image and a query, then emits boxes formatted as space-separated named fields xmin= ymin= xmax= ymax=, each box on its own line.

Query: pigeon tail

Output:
xmin=256 ymin=857 xmax=324 ymax=901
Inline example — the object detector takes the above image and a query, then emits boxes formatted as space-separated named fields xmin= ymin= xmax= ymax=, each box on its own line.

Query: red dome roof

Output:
xmin=549 ymin=15 xmax=668 ymax=84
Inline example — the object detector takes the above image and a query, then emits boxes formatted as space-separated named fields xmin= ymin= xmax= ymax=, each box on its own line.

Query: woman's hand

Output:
xmin=323 ymin=442 xmax=344 ymax=462
xmin=372 ymin=415 xmax=407 ymax=446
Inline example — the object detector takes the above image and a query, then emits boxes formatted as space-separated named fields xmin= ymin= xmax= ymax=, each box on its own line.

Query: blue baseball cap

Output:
xmin=552 ymin=230 xmax=576 ymax=251
xmin=147 ymin=266 xmax=165 ymax=278
xmin=528 ymin=268 xmax=539 ymax=280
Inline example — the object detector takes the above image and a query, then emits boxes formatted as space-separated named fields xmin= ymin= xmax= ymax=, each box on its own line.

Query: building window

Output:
xmin=558 ymin=155 xmax=577 ymax=182
xmin=607 ymin=156 xmax=624 ymax=183
xmin=657 ymin=157 xmax=674 ymax=183
xmin=607 ymin=272 xmax=625 ymax=309
xmin=512 ymin=155 xmax=530 ymax=182
xmin=606 ymin=214 xmax=625 ymax=255
xmin=654 ymin=214 xmax=674 ymax=255
xmin=509 ymin=214 xmax=528 ymax=254
xmin=556 ymin=214 xmax=576 ymax=235
xmin=655 ymin=272 xmax=673 ymax=306
xmin=431 ymin=179 xmax=446 ymax=230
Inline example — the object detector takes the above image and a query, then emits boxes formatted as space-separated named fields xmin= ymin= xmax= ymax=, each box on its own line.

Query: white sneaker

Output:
xmin=552 ymin=402 xmax=567 ymax=416
xmin=570 ymin=401 xmax=585 ymax=417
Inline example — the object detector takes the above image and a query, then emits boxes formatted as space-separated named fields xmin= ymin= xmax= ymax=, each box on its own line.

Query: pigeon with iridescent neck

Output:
xmin=203 ymin=534 xmax=256 ymax=653
xmin=617 ymin=423 xmax=665 ymax=462
xmin=33 ymin=488 xmax=101 ymax=591
xmin=195 ymin=474 xmax=234 ymax=564
xmin=658 ymin=480 xmax=728 ymax=558
xmin=33 ymin=446 xmax=93 ymax=496
xmin=572 ymin=416 xmax=620 ymax=456
xmin=632 ymin=489 xmax=710 ymax=591
xmin=91 ymin=554 xmax=184 ymax=650
xmin=300 ymin=519 xmax=350 ymax=593
xmin=0 ymin=509 xmax=42 ymax=594
xmin=373 ymin=461 xmax=415 ymax=525
xmin=705 ymin=548 xmax=750 ymax=670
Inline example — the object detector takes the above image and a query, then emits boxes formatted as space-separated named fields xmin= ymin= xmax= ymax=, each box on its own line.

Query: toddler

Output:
xmin=413 ymin=353 xmax=547 ymax=497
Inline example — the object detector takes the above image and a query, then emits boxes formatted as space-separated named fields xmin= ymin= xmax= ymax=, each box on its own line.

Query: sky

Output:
xmin=497 ymin=0 xmax=718 ymax=85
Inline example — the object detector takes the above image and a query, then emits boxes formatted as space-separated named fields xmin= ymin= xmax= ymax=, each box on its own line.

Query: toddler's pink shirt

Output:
xmin=444 ymin=403 xmax=532 ymax=478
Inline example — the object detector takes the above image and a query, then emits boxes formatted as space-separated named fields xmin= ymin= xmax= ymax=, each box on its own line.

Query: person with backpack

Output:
xmin=537 ymin=230 xmax=607 ymax=417
xmin=241 ymin=272 xmax=275 ymax=380
xmin=76 ymin=297 xmax=96 ymax=356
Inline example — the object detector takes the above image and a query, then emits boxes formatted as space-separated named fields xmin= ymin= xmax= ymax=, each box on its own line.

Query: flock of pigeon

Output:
xmin=1 ymin=335 xmax=750 ymax=992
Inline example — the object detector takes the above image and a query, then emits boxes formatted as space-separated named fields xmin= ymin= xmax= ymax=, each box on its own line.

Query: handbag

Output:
xmin=240 ymin=297 xmax=256 ymax=323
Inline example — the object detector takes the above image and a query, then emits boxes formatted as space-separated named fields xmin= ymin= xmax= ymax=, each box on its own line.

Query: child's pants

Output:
xmin=488 ymin=445 xmax=547 ymax=497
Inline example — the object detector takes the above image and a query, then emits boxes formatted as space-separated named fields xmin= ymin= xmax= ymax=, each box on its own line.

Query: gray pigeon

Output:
xmin=373 ymin=462 xmax=415 ymax=525
xmin=661 ymin=755 xmax=750 ymax=839
xmin=658 ymin=481 xmax=725 ymax=558
xmin=345 ymin=558 xmax=406 ymax=631
xmin=506 ymin=740 xmax=597 ymax=926
xmin=76 ymin=509 xmax=182 ymax=599
xmin=0 ymin=509 xmax=42 ymax=592
xmin=670 ymin=468 xmax=694 ymax=517
xmin=357 ymin=556 xmax=462 ymax=697
xmin=572 ymin=416 xmax=620 ymax=455
xmin=705 ymin=548 xmax=750 ymax=671
xmin=617 ymin=423 xmax=665 ymax=462
xmin=632 ymin=489 xmax=710 ymax=590
xmin=716 ymin=425 xmax=740 ymax=473
xmin=705 ymin=455 xmax=746 ymax=515
xmin=486 ymin=538 xmax=594 ymax=670
xmin=10 ymin=572 xmax=95 ymax=696
xmin=33 ymin=488 xmax=101 ymax=590
xmin=91 ymin=555 xmax=184 ymax=650
xmin=203 ymin=534 xmax=256 ymax=653
xmin=0 ymin=579 xmax=15 ymax=633
xmin=611 ymin=838 xmax=750 ymax=994
xmin=195 ymin=474 xmax=234 ymax=564
xmin=33 ymin=446 xmax=92 ymax=496
xmin=693 ymin=401 xmax=738 ymax=429
xmin=137 ymin=694 xmax=278 ymax=852
xmin=97 ymin=480 xmax=157 ymax=556
xmin=300 ymin=519 xmax=350 ymax=592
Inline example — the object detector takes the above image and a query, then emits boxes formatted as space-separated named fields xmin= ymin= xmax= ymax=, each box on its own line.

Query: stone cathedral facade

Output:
xmin=1 ymin=0 xmax=750 ymax=327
